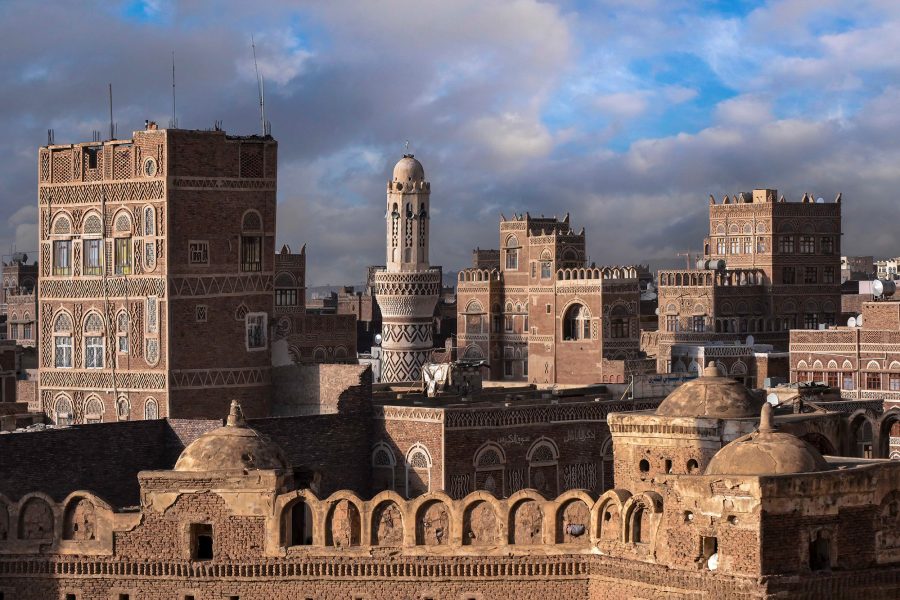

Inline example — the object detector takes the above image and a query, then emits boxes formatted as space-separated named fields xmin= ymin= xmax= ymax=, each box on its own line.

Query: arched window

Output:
xmin=474 ymin=443 xmax=506 ymax=497
xmin=282 ymin=499 xmax=313 ymax=547
xmin=51 ymin=213 xmax=73 ymax=276
xmin=83 ymin=213 xmax=102 ymax=236
xmin=143 ymin=205 xmax=156 ymax=236
xmin=116 ymin=396 xmax=130 ymax=422
xmin=81 ymin=212 xmax=104 ymax=276
xmin=241 ymin=210 xmax=263 ymax=272
xmin=527 ymin=438 xmax=559 ymax=497
xmin=505 ymin=235 xmax=519 ymax=270
xmin=563 ymin=304 xmax=591 ymax=340
xmin=116 ymin=311 xmax=129 ymax=354
xmin=610 ymin=304 xmax=629 ymax=338
xmin=334 ymin=346 xmax=348 ymax=361
xmin=84 ymin=396 xmax=103 ymax=424
xmin=372 ymin=442 xmax=396 ymax=493
xmin=55 ymin=395 xmax=74 ymax=426
xmin=144 ymin=397 xmax=159 ymax=420
xmin=313 ymin=347 xmax=327 ymax=363
xmin=83 ymin=312 xmax=105 ymax=369
xmin=113 ymin=211 xmax=132 ymax=275
xmin=53 ymin=312 xmax=73 ymax=368
xmin=406 ymin=444 xmax=432 ymax=498
xmin=540 ymin=249 xmax=552 ymax=279
xmin=465 ymin=300 xmax=485 ymax=334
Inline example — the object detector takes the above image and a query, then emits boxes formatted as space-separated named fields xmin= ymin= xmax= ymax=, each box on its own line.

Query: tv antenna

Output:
xmin=405 ymin=140 xmax=410 ymax=152
xmin=251 ymin=35 xmax=267 ymax=136
xmin=170 ymin=50 xmax=177 ymax=128
xmin=108 ymin=83 xmax=115 ymax=140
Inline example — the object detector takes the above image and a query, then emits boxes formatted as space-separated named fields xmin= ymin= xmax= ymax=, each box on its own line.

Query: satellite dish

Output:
xmin=873 ymin=279 xmax=897 ymax=298
xmin=374 ymin=333 xmax=382 ymax=346
xmin=745 ymin=335 xmax=755 ymax=346
xmin=766 ymin=393 xmax=779 ymax=405
xmin=847 ymin=316 xmax=857 ymax=327
xmin=816 ymin=197 xmax=825 ymax=204
xmin=654 ymin=307 xmax=660 ymax=315
xmin=857 ymin=314 xmax=864 ymax=327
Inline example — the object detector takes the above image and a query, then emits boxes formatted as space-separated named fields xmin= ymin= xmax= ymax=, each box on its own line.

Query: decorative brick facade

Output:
xmin=456 ymin=213 xmax=647 ymax=385
xmin=36 ymin=127 xmax=278 ymax=424
xmin=656 ymin=189 xmax=841 ymax=374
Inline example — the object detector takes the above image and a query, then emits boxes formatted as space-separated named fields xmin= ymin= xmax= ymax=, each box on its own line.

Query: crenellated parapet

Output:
xmin=556 ymin=265 xmax=641 ymax=282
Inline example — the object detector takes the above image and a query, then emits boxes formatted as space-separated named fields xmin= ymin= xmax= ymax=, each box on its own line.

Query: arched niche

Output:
xmin=62 ymin=496 xmax=96 ymax=541
xmin=416 ymin=499 xmax=450 ymax=546
xmin=371 ymin=500 xmax=404 ymax=546
xmin=19 ymin=496 xmax=54 ymax=540
xmin=325 ymin=498 xmax=361 ymax=548
xmin=556 ymin=498 xmax=591 ymax=545
xmin=462 ymin=499 xmax=500 ymax=546
xmin=281 ymin=497 xmax=313 ymax=547
xmin=509 ymin=498 xmax=543 ymax=545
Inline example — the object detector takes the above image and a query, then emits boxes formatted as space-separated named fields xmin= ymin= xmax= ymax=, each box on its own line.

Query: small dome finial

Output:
xmin=226 ymin=399 xmax=246 ymax=428
xmin=703 ymin=361 xmax=720 ymax=377
xmin=759 ymin=402 xmax=775 ymax=433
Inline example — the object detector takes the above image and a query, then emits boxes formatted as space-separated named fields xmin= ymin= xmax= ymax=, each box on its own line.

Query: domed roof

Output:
xmin=174 ymin=400 xmax=287 ymax=473
xmin=655 ymin=362 xmax=764 ymax=419
xmin=392 ymin=154 xmax=425 ymax=182
xmin=705 ymin=404 xmax=831 ymax=476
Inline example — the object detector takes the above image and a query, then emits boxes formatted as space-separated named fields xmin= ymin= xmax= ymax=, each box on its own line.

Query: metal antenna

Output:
xmin=251 ymin=35 xmax=265 ymax=136
xmin=171 ymin=50 xmax=177 ymax=128
xmin=405 ymin=140 xmax=410 ymax=153
xmin=108 ymin=83 xmax=114 ymax=140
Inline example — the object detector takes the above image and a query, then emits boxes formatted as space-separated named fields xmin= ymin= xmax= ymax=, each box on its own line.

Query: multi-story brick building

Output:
xmin=1 ymin=254 xmax=37 ymax=348
xmin=1 ymin=369 xmax=899 ymax=598
xmin=654 ymin=189 xmax=842 ymax=374
xmin=456 ymin=213 xmax=646 ymax=385
xmin=36 ymin=124 xmax=277 ymax=424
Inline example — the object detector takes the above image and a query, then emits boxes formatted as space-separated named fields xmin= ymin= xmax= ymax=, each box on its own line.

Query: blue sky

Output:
xmin=2 ymin=0 xmax=899 ymax=284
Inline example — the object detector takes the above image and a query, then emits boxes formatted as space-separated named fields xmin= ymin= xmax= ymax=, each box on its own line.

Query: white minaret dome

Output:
xmin=392 ymin=154 xmax=425 ymax=183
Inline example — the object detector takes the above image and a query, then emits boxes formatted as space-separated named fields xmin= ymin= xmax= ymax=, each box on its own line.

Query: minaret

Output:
xmin=373 ymin=154 xmax=440 ymax=383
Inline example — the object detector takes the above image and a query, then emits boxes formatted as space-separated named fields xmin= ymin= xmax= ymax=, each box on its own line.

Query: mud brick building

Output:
xmin=654 ymin=188 xmax=842 ymax=374
xmin=36 ymin=125 xmax=278 ymax=423
xmin=791 ymin=298 xmax=900 ymax=458
xmin=1 ymin=254 xmax=37 ymax=348
xmin=456 ymin=213 xmax=649 ymax=385
xmin=1 ymin=366 xmax=900 ymax=599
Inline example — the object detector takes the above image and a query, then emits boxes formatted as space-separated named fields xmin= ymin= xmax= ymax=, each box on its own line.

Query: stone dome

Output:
xmin=392 ymin=154 xmax=425 ymax=182
xmin=655 ymin=361 xmax=764 ymax=419
xmin=705 ymin=404 xmax=831 ymax=476
xmin=174 ymin=400 xmax=287 ymax=473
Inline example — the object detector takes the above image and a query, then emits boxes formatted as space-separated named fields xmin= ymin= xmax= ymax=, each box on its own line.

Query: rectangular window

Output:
xmin=522 ymin=359 xmax=528 ymax=377
xmin=504 ymin=315 xmax=513 ymax=332
xmin=55 ymin=336 xmax=72 ymax=368
xmin=782 ymin=267 xmax=796 ymax=285
xmin=118 ymin=333 xmax=128 ymax=354
xmin=804 ymin=313 xmax=818 ymax=329
xmin=23 ymin=323 xmax=32 ymax=339
xmin=492 ymin=316 xmax=501 ymax=333
xmin=800 ymin=235 xmax=815 ymax=253
xmin=115 ymin=237 xmax=131 ymax=275
xmin=85 ymin=336 xmax=104 ymax=369
xmin=826 ymin=371 xmax=838 ymax=388
xmin=821 ymin=236 xmax=834 ymax=254
xmin=843 ymin=373 xmax=855 ymax=390
xmin=191 ymin=523 xmax=214 ymax=560
xmin=730 ymin=238 xmax=740 ymax=254
xmin=241 ymin=236 xmax=262 ymax=272
xmin=823 ymin=313 xmax=835 ymax=326
xmin=505 ymin=248 xmax=518 ymax=270
xmin=545 ymin=304 xmax=551 ymax=314
xmin=53 ymin=240 xmax=71 ymax=275
xmin=823 ymin=266 xmax=835 ymax=284
xmin=504 ymin=360 xmax=513 ymax=377
xmin=189 ymin=241 xmax=209 ymax=265
xmin=779 ymin=235 xmax=794 ymax=253
xmin=692 ymin=316 xmax=705 ymax=332
xmin=716 ymin=238 xmax=726 ymax=254
xmin=530 ymin=262 xmax=536 ymax=278
xmin=757 ymin=238 xmax=766 ymax=253
xmin=743 ymin=237 xmax=752 ymax=254
xmin=83 ymin=239 xmax=102 ymax=275
xmin=666 ymin=315 xmax=678 ymax=332
xmin=867 ymin=372 xmax=881 ymax=390
xmin=246 ymin=312 xmax=267 ymax=350
xmin=890 ymin=374 xmax=900 ymax=391
xmin=611 ymin=319 xmax=627 ymax=338
xmin=541 ymin=261 xmax=552 ymax=279
xmin=146 ymin=297 xmax=158 ymax=334
xmin=804 ymin=267 xmax=818 ymax=284
xmin=275 ymin=288 xmax=298 ymax=307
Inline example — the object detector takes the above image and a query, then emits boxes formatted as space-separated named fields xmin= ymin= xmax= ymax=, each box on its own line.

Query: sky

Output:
xmin=2 ymin=0 xmax=899 ymax=286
